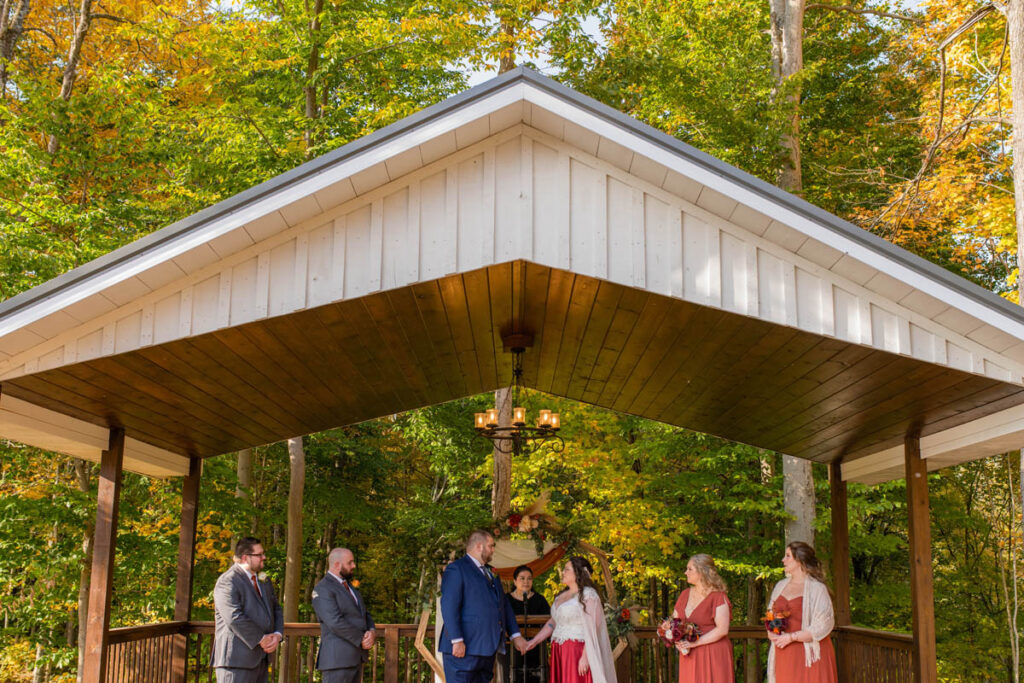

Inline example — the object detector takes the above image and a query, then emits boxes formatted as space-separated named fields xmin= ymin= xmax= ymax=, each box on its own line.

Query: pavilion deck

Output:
xmin=105 ymin=619 xmax=912 ymax=682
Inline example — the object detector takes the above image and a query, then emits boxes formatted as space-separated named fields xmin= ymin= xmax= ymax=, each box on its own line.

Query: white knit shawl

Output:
xmin=766 ymin=576 xmax=835 ymax=682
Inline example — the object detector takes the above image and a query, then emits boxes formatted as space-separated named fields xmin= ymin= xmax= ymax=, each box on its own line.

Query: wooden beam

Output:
xmin=81 ymin=427 xmax=125 ymax=683
xmin=830 ymin=454 xmax=854 ymax=683
xmin=171 ymin=457 xmax=202 ymax=683
xmin=829 ymin=460 xmax=852 ymax=627
xmin=905 ymin=435 xmax=937 ymax=683
xmin=384 ymin=624 xmax=400 ymax=682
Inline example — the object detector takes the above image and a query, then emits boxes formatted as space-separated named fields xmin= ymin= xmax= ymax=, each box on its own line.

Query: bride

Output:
xmin=525 ymin=557 xmax=618 ymax=683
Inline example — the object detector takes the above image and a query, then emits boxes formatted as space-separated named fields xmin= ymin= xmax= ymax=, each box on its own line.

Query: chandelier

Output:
xmin=473 ymin=333 xmax=565 ymax=455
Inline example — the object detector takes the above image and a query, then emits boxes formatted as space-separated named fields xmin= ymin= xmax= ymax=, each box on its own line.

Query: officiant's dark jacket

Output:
xmin=311 ymin=573 xmax=376 ymax=671
xmin=439 ymin=554 xmax=520 ymax=657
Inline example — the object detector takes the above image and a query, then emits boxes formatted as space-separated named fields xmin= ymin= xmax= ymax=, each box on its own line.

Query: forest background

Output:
xmin=1 ymin=0 xmax=1023 ymax=680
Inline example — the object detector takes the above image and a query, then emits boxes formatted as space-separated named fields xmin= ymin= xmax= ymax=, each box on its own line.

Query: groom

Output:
xmin=440 ymin=530 xmax=527 ymax=682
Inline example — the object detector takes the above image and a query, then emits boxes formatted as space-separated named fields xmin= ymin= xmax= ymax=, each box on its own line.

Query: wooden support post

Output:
xmin=82 ymin=428 xmax=125 ymax=683
xmin=384 ymin=625 xmax=400 ymax=682
xmin=829 ymin=461 xmax=852 ymax=627
xmin=905 ymin=435 xmax=937 ymax=683
xmin=171 ymin=457 xmax=202 ymax=683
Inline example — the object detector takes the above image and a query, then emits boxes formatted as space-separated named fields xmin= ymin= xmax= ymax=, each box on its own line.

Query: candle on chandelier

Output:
xmin=537 ymin=409 xmax=552 ymax=427
xmin=486 ymin=408 xmax=499 ymax=428
xmin=513 ymin=406 xmax=526 ymax=426
xmin=550 ymin=413 xmax=561 ymax=429
xmin=474 ymin=413 xmax=486 ymax=430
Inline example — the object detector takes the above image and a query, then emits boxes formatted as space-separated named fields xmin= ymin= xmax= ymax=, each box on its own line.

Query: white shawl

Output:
xmin=550 ymin=587 xmax=618 ymax=683
xmin=766 ymin=577 xmax=834 ymax=682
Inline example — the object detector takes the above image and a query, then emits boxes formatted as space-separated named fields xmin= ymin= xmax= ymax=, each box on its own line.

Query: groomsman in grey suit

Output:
xmin=212 ymin=537 xmax=284 ymax=683
xmin=312 ymin=548 xmax=377 ymax=683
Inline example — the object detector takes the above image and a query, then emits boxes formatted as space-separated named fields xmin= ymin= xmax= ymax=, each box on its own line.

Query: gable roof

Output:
xmin=0 ymin=67 xmax=1022 ymax=482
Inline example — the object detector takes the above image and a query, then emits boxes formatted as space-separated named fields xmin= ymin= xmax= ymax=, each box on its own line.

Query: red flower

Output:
xmin=618 ymin=608 xmax=630 ymax=622
xmin=507 ymin=513 xmax=523 ymax=528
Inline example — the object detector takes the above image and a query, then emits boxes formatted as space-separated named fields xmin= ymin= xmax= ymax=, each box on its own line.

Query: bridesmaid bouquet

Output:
xmin=656 ymin=618 xmax=701 ymax=648
xmin=763 ymin=609 xmax=791 ymax=635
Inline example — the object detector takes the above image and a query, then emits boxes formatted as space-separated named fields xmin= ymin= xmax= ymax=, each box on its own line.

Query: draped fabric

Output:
xmin=492 ymin=540 xmax=568 ymax=580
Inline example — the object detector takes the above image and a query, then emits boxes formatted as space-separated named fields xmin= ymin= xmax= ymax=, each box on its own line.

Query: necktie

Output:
xmin=342 ymin=579 xmax=358 ymax=604
xmin=481 ymin=564 xmax=494 ymax=586
xmin=251 ymin=574 xmax=263 ymax=598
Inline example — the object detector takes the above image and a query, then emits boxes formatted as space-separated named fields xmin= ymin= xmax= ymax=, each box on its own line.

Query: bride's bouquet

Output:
xmin=656 ymin=617 xmax=701 ymax=648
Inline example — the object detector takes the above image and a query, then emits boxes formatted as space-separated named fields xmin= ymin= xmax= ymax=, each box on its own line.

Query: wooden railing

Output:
xmin=104 ymin=620 xmax=913 ymax=683
xmin=833 ymin=625 xmax=914 ymax=683
xmin=107 ymin=621 xmax=186 ymax=683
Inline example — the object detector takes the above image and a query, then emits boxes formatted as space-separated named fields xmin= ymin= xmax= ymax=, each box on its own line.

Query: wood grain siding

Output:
xmin=4 ymin=263 xmax=1021 ymax=476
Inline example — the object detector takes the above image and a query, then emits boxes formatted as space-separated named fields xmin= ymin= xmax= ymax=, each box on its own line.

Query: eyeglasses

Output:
xmin=246 ymin=552 xmax=266 ymax=557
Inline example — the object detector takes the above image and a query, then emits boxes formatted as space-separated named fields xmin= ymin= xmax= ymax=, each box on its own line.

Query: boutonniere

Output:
xmin=257 ymin=572 xmax=268 ymax=582
xmin=350 ymin=579 xmax=360 ymax=588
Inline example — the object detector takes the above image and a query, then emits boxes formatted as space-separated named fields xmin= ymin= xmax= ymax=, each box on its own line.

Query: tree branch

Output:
xmin=91 ymin=13 xmax=133 ymax=24
xmin=868 ymin=6 xmax=1004 ymax=234
xmin=805 ymin=3 xmax=923 ymax=24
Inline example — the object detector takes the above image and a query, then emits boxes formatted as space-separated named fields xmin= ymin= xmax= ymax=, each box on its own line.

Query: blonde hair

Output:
xmin=689 ymin=554 xmax=727 ymax=593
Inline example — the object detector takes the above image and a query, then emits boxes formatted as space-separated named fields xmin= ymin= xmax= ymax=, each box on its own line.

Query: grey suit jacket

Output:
xmin=212 ymin=564 xmax=284 ymax=670
xmin=311 ymin=574 xmax=376 ymax=671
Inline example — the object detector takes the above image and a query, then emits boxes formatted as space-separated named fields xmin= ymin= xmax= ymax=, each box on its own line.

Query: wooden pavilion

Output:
xmin=3 ymin=68 xmax=1024 ymax=682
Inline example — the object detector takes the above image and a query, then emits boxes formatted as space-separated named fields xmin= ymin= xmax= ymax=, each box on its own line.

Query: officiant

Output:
xmin=506 ymin=565 xmax=550 ymax=683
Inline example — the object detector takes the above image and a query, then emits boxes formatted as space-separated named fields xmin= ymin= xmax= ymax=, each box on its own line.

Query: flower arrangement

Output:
xmin=604 ymin=600 xmax=640 ymax=640
xmin=656 ymin=617 xmax=701 ymax=648
xmin=506 ymin=512 xmax=540 ymax=534
xmin=763 ymin=609 xmax=790 ymax=635
xmin=494 ymin=492 xmax=563 ymax=551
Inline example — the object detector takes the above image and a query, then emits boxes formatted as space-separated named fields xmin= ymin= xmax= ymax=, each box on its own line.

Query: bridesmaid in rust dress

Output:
xmin=766 ymin=542 xmax=837 ymax=683
xmin=666 ymin=554 xmax=734 ymax=682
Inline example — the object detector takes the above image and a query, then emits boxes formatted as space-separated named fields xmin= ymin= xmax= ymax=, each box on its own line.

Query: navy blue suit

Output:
xmin=439 ymin=555 xmax=520 ymax=683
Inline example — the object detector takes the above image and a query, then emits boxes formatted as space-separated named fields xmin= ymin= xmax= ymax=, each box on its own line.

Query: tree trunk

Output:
xmin=74 ymin=458 xmax=93 ymax=683
xmin=46 ymin=0 xmax=92 ymax=154
xmin=783 ymin=455 xmax=815 ymax=545
xmin=498 ymin=16 xmax=516 ymax=74
xmin=32 ymin=642 xmax=45 ymax=683
xmin=236 ymin=448 xmax=252 ymax=499
xmin=0 ymin=0 xmax=31 ymax=97
xmin=769 ymin=0 xmax=805 ymax=194
xmin=1009 ymin=0 xmax=1024 ymax=309
xmin=491 ymin=388 xmax=513 ymax=519
xmin=1006 ymin=2 xmax=1024 ymax=677
xmin=303 ymin=0 xmax=324 ymax=158
xmin=279 ymin=438 xmax=305 ymax=683
xmin=770 ymin=0 xmax=815 ymax=546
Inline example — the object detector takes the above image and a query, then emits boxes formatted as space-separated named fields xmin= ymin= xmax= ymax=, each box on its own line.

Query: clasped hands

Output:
xmin=361 ymin=630 xmax=376 ymax=650
xmin=452 ymin=637 xmax=530 ymax=659
xmin=767 ymin=631 xmax=796 ymax=650
xmin=259 ymin=633 xmax=282 ymax=653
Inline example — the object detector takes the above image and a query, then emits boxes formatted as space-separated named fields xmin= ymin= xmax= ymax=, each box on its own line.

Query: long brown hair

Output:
xmin=566 ymin=556 xmax=598 ymax=612
xmin=788 ymin=541 xmax=828 ymax=585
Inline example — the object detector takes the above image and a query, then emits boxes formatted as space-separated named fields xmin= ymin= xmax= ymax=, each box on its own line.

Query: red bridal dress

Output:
xmin=771 ymin=595 xmax=837 ymax=683
xmin=673 ymin=589 xmax=734 ymax=683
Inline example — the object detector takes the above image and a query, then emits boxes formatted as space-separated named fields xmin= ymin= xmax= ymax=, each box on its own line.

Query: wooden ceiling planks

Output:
xmin=4 ymin=261 xmax=1023 ymax=468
